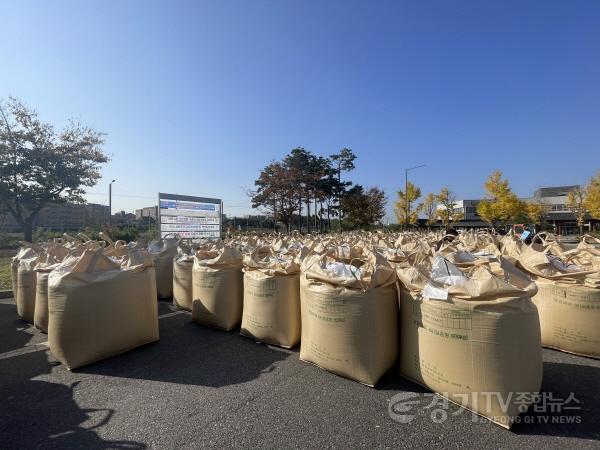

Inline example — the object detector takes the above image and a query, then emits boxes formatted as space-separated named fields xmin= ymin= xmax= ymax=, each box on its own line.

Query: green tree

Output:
xmin=0 ymin=97 xmax=108 ymax=242
xmin=394 ymin=182 xmax=422 ymax=228
xmin=330 ymin=148 xmax=356 ymax=230
xmin=477 ymin=170 xmax=526 ymax=229
xmin=311 ymin=156 xmax=332 ymax=233
xmin=364 ymin=187 xmax=387 ymax=227
xmin=251 ymin=148 xmax=355 ymax=234
xmin=283 ymin=147 xmax=331 ymax=233
xmin=341 ymin=185 xmax=386 ymax=229
xmin=250 ymin=161 xmax=301 ymax=232
xmin=319 ymin=162 xmax=344 ymax=232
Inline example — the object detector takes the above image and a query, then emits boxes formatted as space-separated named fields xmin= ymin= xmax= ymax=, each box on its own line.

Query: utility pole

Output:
xmin=109 ymin=179 xmax=116 ymax=224
xmin=405 ymin=164 xmax=426 ymax=230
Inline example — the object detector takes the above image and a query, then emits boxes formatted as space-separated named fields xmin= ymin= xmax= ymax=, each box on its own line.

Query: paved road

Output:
xmin=0 ymin=297 xmax=598 ymax=449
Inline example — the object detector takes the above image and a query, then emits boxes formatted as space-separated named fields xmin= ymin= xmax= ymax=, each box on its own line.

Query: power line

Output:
xmin=86 ymin=192 xmax=253 ymax=212
xmin=86 ymin=192 xmax=156 ymax=199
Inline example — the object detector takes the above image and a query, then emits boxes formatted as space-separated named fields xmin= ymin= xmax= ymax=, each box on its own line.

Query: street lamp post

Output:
xmin=109 ymin=179 xmax=116 ymax=224
xmin=405 ymin=164 xmax=426 ymax=229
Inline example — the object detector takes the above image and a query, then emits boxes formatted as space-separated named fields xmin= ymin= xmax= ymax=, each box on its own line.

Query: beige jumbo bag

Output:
xmin=16 ymin=254 xmax=40 ymax=324
xmin=397 ymin=252 xmax=542 ymax=429
xmin=33 ymin=243 xmax=71 ymax=332
xmin=149 ymin=238 xmax=178 ymax=298
xmin=99 ymin=232 xmax=130 ymax=258
xmin=498 ymin=230 xmax=524 ymax=264
xmin=572 ymin=235 xmax=600 ymax=270
xmin=48 ymin=249 xmax=159 ymax=369
xmin=518 ymin=242 xmax=600 ymax=358
xmin=192 ymin=245 xmax=243 ymax=331
xmin=173 ymin=244 xmax=194 ymax=311
xmin=299 ymin=248 xmax=398 ymax=387
xmin=173 ymin=239 xmax=215 ymax=311
xmin=11 ymin=245 xmax=40 ymax=301
xmin=34 ymin=271 xmax=51 ymax=332
xmin=11 ymin=255 xmax=19 ymax=298
xmin=376 ymin=246 xmax=408 ymax=269
xmin=241 ymin=246 xmax=301 ymax=348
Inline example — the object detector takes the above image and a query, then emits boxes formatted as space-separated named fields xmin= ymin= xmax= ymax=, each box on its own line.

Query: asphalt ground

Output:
xmin=0 ymin=297 xmax=599 ymax=449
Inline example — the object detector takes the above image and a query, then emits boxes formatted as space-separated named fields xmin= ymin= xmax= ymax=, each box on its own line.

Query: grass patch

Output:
xmin=0 ymin=257 xmax=12 ymax=291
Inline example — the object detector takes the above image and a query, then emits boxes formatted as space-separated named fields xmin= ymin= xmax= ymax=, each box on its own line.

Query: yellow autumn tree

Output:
xmin=567 ymin=187 xmax=588 ymax=235
xmin=394 ymin=181 xmax=422 ymax=228
xmin=585 ymin=171 xmax=600 ymax=219
xmin=421 ymin=192 xmax=438 ymax=229
xmin=526 ymin=200 xmax=551 ymax=228
xmin=436 ymin=187 xmax=462 ymax=230
xmin=477 ymin=170 xmax=526 ymax=229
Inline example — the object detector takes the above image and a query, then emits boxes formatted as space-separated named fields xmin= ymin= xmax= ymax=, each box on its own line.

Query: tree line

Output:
xmin=476 ymin=170 xmax=600 ymax=234
xmin=394 ymin=183 xmax=463 ymax=230
xmin=393 ymin=170 xmax=600 ymax=234
xmin=250 ymin=148 xmax=386 ymax=232
xmin=2 ymin=96 xmax=599 ymax=240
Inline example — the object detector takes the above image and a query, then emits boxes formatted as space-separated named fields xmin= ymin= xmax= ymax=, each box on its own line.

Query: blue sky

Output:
xmin=1 ymin=0 xmax=599 ymax=222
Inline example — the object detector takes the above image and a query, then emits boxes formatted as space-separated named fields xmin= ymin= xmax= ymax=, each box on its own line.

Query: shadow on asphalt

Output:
xmin=514 ymin=361 xmax=600 ymax=440
xmin=373 ymin=357 xmax=600 ymax=440
xmin=377 ymin=368 xmax=429 ymax=394
xmin=78 ymin=314 xmax=292 ymax=388
xmin=0 ymin=303 xmax=34 ymax=354
xmin=157 ymin=299 xmax=178 ymax=316
xmin=0 ymin=320 xmax=147 ymax=449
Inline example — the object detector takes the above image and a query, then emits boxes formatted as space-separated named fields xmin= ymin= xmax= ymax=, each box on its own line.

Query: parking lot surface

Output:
xmin=1 ymin=297 xmax=599 ymax=449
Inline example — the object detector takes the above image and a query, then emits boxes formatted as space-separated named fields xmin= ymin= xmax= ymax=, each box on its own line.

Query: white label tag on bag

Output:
xmin=423 ymin=283 xmax=449 ymax=301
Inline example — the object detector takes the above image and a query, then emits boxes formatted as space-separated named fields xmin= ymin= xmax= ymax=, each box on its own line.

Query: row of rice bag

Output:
xmin=11 ymin=235 xmax=160 ymax=369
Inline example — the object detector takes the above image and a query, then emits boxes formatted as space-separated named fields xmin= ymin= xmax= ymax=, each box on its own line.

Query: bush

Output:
xmin=0 ymin=258 xmax=11 ymax=290
xmin=32 ymin=228 xmax=63 ymax=243
xmin=0 ymin=233 xmax=21 ymax=249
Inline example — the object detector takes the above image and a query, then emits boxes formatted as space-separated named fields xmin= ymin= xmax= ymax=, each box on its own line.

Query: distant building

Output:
xmin=436 ymin=199 xmax=487 ymax=228
xmin=112 ymin=211 xmax=136 ymax=226
xmin=1 ymin=202 xmax=110 ymax=232
xmin=529 ymin=185 xmax=578 ymax=214
xmin=527 ymin=185 xmax=589 ymax=234
xmin=135 ymin=206 xmax=158 ymax=222
xmin=452 ymin=199 xmax=488 ymax=228
xmin=83 ymin=203 xmax=110 ymax=228
xmin=242 ymin=214 xmax=269 ymax=221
